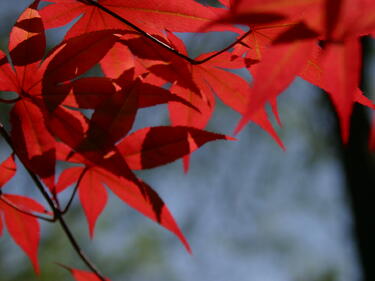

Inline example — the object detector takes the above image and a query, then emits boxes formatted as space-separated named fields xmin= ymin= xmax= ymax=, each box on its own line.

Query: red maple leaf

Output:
xmin=0 ymin=154 xmax=48 ymax=273
xmin=40 ymin=0 xmax=237 ymax=39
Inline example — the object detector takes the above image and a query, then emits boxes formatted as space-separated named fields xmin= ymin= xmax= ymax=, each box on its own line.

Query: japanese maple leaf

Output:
xmin=213 ymin=0 xmax=373 ymax=139
xmin=116 ymin=126 xmax=235 ymax=170
xmin=100 ymin=32 xmax=226 ymax=173
xmin=122 ymin=31 xmax=280 ymax=132
xmin=320 ymin=39 xmax=362 ymax=142
xmin=85 ymin=68 xmax=199 ymax=153
xmin=103 ymin=30 xmax=284 ymax=171
xmin=152 ymin=31 xmax=284 ymax=149
xmin=226 ymin=0 xmax=374 ymax=141
xmin=235 ymin=39 xmax=316 ymax=134
xmin=191 ymin=51 xmax=285 ymax=149
xmin=321 ymin=1 xmax=374 ymax=142
xmin=1 ymin=1 xmax=125 ymax=190
xmin=313 ymin=0 xmax=374 ymax=142
xmin=56 ymin=164 xmax=191 ymax=248
xmin=215 ymin=0 xmax=326 ymax=31
xmin=299 ymin=41 xmax=374 ymax=143
xmin=40 ymin=0 xmax=237 ymax=39
xmin=0 ymin=154 xmax=48 ymax=273
xmin=231 ymin=22 xmax=318 ymax=62
xmin=46 ymin=67 xmax=198 ymax=165
xmin=57 ymin=167 xmax=107 ymax=239
xmin=100 ymin=31 xmax=212 ymax=173
xmin=1 ymin=0 xmax=57 ymax=189
xmin=54 ymin=124 xmax=234 ymax=251
xmin=100 ymin=38 xmax=207 ymax=172
xmin=107 ymin=32 xmax=201 ymax=94
xmin=209 ymin=1 xmax=323 ymax=135
xmin=262 ymin=0 xmax=373 ymax=142
xmin=0 ymin=154 xmax=16 ymax=189
xmin=3 ymin=1 xmax=125 ymax=109
xmin=320 ymin=0 xmax=375 ymax=40
xmin=226 ymin=0 xmax=374 ymax=42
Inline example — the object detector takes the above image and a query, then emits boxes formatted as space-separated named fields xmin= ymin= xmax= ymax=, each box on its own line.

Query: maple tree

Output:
xmin=0 ymin=0 xmax=374 ymax=280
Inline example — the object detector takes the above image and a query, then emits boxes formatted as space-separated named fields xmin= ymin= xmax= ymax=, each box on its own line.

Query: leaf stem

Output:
xmin=57 ymin=213 xmax=106 ymax=281
xmin=0 ymin=194 xmax=55 ymax=222
xmin=194 ymin=30 xmax=252 ymax=64
xmin=79 ymin=0 xmax=251 ymax=65
xmin=0 ymin=97 xmax=21 ymax=104
xmin=61 ymin=167 xmax=88 ymax=214
xmin=0 ymin=122 xmax=106 ymax=281
xmin=0 ymin=122 xmax=57 ymax=210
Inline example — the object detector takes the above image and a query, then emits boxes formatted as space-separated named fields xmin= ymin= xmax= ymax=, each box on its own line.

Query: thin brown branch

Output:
xmin=0 ymin=122 xmax=57 ymax=210
xmin=57 ymin=215 xmax=106 ymax=281
xmin=61 ymin=167 xmax=88 ymax=214
xmin=194 ymin=30 xmax=252 ymax=64
xmin=79 ymin=0 xmax=251 ymax=65
xmin=0 ymin=122 xmax=106 ymax=281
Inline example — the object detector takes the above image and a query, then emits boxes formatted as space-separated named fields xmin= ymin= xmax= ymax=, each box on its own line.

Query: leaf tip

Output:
xmin=225 ymin=135 xmax=237 ymax=141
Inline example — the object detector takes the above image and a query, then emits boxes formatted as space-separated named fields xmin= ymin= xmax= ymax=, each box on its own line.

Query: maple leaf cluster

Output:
xmin=0 ymin=0 xmax=374 ymax=280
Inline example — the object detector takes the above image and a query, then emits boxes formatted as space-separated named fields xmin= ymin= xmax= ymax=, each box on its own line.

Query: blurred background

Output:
xmin=0 ymin=1 xmax=374 ymax=281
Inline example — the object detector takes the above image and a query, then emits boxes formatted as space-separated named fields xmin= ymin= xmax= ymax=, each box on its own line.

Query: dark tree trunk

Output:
xmin=330 ymin=36 xmax=375 ymax=281
xmin=341 ymin=104 xmax=375 ymax=281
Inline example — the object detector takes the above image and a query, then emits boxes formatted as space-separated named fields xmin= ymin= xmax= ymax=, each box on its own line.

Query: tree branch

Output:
xmin=79 ymin=0 xmax=251 ymax=65
xmin=0 ymin=122 xmax=57 ymax=210
xmin=57 ymin=214 xmax=106 ymax=280
xmin=61 ymin=167 xmax=88 ymax=214
xmin=0 ymin=122 xmax=106 ymax=281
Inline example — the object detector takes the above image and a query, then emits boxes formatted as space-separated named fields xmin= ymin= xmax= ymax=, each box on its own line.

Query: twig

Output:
xmin=0 ymin=122 xmax=107 ymax=281
xmin=194 ymin=30 xmax=252 ymax=64
xmin=79 ymin=0 xmax=251 ymax=65
xmin=61 ymin=167 xmax=88 ymax=214
xmin=57 ymin=214 xmax=106 ymax=281
xmin=0 ymin=122 xmax=57 ymax=210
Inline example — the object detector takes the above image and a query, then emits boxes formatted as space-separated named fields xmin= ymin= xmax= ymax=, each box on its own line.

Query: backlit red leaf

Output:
xmin=9 ymin=0 xmax=45 ymax=90
xmin=320 ymin=38 xmax=361 ymax=143
xmin=100 ymin=42 xmax=134 ymax=79
xmin=236 ymin=40 xmax=315 ymax=133
xmin=0 ymin=50 xmax=18 ymax=92
xmin=42 ymin=30 xmax=123 ymax=85
xmin=10 ymin=99 xmax=56 ymax=189
xmin=45 ymin=105 xmax=88 ymax=153
xmin=41 ymin=0 xmax=236 ymax=39
xmin=56 ymin=167 xmax=85 ymax=194
xmin=50 ymin=77 xmax=117 ymax=109
xmin=2 ymin=193 xmax=47 ymax=214
xmin=0 ymin=194 xmax=44 ymax=273
xmin=194 ymin=62 xmax=284 ymax=148
xmin=117 ymin=126 xmax=234 ymax=170
xmin=83 ymin=80 xmax=139 ymax=151
xmin=94 ymin=160 xmax=191 ymax=253
xmin=0 ymin=154 xmax=16 ymax=188
xmin=79 ymin=169 xmax=108 ymax=239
